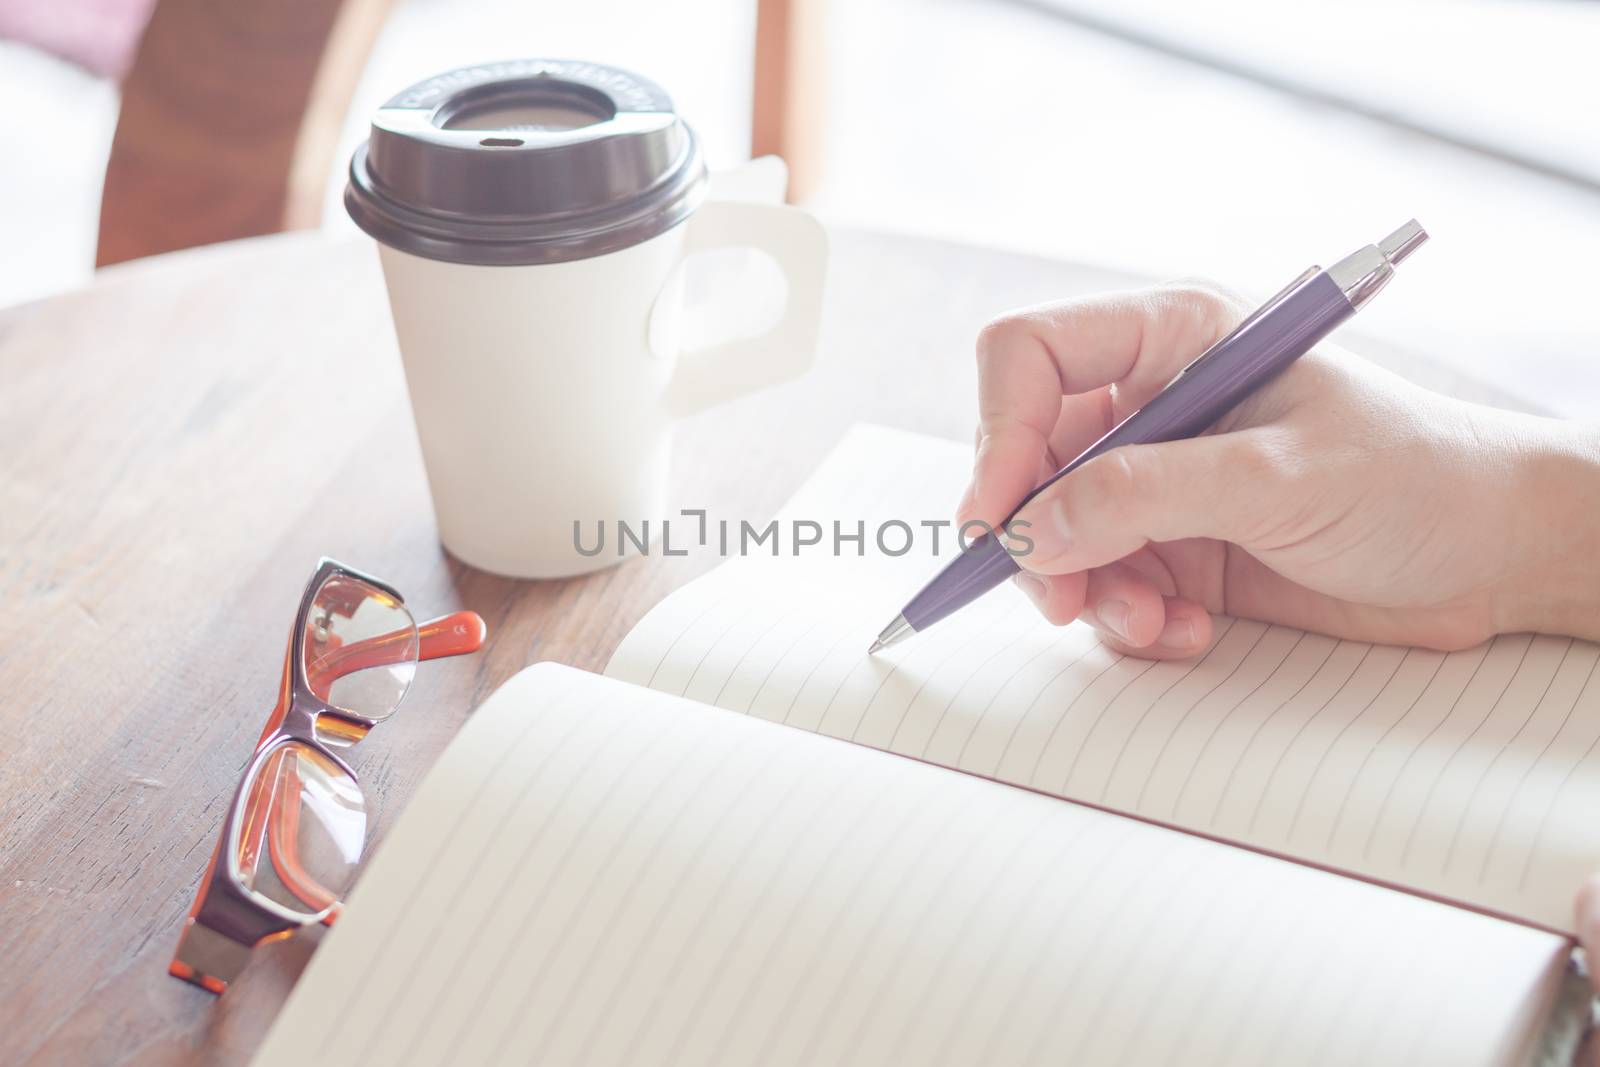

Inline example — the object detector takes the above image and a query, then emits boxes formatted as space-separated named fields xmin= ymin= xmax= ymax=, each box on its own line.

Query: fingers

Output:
xmin=1577 ymin=874 xmax=1600 ymax=992
xmin=962 ymin=284 xmax=1247 ymax=528
xmin=1012 ymin=563 xmax=1215 ymax=659
xmin=1012 ymin=570 xmax=1088 ymax=626
xmin=959 ymin=414 xmax=1055 ymax=530
xmin=1080 ymin=563 xmax=1166 ymax=646
xmin=1096 ymin=597 xmax=1214 ymax=659
xmin=1008 ymin=430 xmax=1282 ymax=576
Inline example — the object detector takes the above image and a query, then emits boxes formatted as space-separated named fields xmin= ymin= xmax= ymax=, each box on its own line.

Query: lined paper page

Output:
xmin=608 ymin=424 xmax=1600 ymax=933
xmin=254 ymin=664 xmax=1568 ymax=1067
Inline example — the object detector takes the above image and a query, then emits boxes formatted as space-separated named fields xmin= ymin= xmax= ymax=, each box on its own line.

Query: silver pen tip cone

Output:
xmin=868 ymin=614 xmax=914 ymax=655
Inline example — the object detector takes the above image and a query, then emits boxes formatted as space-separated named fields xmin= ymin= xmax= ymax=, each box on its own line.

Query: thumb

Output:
xmin=1005 ymin=430 xmax=1280 ymax=575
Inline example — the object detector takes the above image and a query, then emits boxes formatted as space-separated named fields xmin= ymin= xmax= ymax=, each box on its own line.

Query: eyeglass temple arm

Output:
xmin=305 ymin=610 xmax=487 ymax=692
xmin=265 ymin=759 xmax=342 ymax=916
xmin=419 ymin=610 xmax=488 ymax=661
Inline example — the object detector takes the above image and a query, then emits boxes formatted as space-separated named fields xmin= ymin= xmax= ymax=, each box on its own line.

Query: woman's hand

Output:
xmin=957 ymin=283 xmax=1600 ymax=659
xmin=1578 ymin=878 xmax=1600 ymax=996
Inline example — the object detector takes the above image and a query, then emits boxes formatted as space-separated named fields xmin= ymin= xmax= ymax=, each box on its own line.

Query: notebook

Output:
xmin=253 ymin=425 xmax=1598 ymax=1067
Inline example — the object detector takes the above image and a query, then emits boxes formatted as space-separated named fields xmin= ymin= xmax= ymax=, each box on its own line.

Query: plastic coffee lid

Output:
xmin=346 ymin=59 xmax=707 ymax=266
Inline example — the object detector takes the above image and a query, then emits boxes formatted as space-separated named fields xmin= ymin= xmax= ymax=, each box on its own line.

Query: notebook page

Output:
xmin=253 ymin=663 xmax=1568 ymax=1067
xmin=607 ymin=424 xmax=1600 ymax=934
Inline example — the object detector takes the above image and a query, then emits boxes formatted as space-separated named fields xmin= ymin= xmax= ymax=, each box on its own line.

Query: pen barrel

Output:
xmin=1026 ymin=269 xmax=1354 ymax=503
xmin=902 ymin=269 xmax=1354 ymax=635
xmin=903 ymin=529 xmax=1019 ymax=631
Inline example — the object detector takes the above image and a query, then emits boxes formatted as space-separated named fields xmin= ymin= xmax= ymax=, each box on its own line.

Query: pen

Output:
xmin=868 ymin=219 xmax=1429 ymax=654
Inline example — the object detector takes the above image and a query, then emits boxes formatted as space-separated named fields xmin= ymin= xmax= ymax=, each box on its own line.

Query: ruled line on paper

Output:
xmin=640 ymin=754 xmax=903 ymax=1067
xmin=709 ymin=787 xmax=948 ymax=1066
xmin=1134 ymin=859 xmax=1307 ymax=1067
xmin=1017 ymin=649 xmax=1127 ymax=784
xmin=330 ymin=682 xmax=595 ymax=1063
xmin=678 ymin=605 xmax=758 ymax=699
xmin=1039 ymin=839 xmax=1221 ymax=1066
xmin=709 ymin=611 xmax=790 ymax=708
xmin=253 ymin=651 xmax=1578 ymax=1067
xmin=1095 ymin=620 xmax=1244 ymax=804
xmin=1246 ymin=642 xmax=1373 ymax=836
xmin=1323 ymin=651 xmax=1451 ymax=854
xmin=1396 ymin=636 xmax=1534 ymax=868
xmin=1167 ymin=629 xmax=1306 ymax=821
xmin=1516 ymin=658 xmax=1600 ymax=892
xmin=1129 ymin=619 xmax=1261 ymax=813
xmin=1358 ymin=640 xmax=1495 ymax=862
xmin=983 ymin=635 xmax=1103 ymax=778
xmin=480 ymin=714 xmax=787 ymax=1064
xmin=879 ymin=809 xmax=1149 ymax=1067
xmin=1054 ymin=658 xmax=1163 ymax=797
xmin=1283 ymin=647 xmax=1409 ymax=845
xmin=915 ymin=621 xmax=1051 ymax=761
xmin=778 ymin=629 xmax=858 ymax=726
xmin=331 ymin=676 xmax=593 ymax=1064
xmin=784 ymin=786 xmax=1038 ymax=1067
xmin=953 ymin=633 xmax=1089 ymax=771
xmin=575 ymin=755 xmax=817 ymax=1064
xmin=646 ymin=595 xmax=727 ymax=690
xmin=396 ymin=704 xmax=688 ymax=1067
xmin=917 ymin=817 xmax=1119 ymax=1067
xmin=847 ymin=646 xmax=917 ymax=744
xmin=604 ymin=424 xmax=1600 ymax=934
xmin=625 ymin=575 xmax=1600 ymax=932
xmin=1478 ymin=648 xmax=1599 ymax=886
xmin=1441 ymin=639 xmax=1572 ymax=876
xmin=460 ymin=718 xmax=744 ymax=1067
xmin=747 ymin=620 xmax=827 ymax=713
xmin=596 ymin=737 xmax=828 ymax=1066
xmin=746 ymin=789 xmax=1045 ymax=1067
xmin=1204 ymin=635 xmax=1339 ymax=829
xmin=659 ymin=773 xmax=920 ymax=1066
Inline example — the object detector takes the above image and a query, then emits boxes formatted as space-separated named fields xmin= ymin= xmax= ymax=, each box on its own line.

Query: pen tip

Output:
xmin=868 ymin=614 xmax=914 ymax=656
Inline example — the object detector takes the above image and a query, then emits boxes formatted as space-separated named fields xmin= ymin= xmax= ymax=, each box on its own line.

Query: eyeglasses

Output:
xmin=169 ymin=558 xmax=486 ymax=994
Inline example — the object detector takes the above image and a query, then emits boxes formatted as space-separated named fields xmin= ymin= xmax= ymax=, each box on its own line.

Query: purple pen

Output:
xmin=868 ymin=219 xmax=1429 ymax=654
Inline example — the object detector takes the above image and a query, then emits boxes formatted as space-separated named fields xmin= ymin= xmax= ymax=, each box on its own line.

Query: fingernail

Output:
xmin=1096 ymin=599 xmax=1132 ymax=641
xmin=1159 ymin=616 xmax=1196 ymax=650
xmin=1014 ymin=572 xmax=1048 ymax=607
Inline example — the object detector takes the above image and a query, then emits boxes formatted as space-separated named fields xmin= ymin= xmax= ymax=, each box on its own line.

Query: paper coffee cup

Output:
xmin=347 ymin=60 xmax=826 ymax=579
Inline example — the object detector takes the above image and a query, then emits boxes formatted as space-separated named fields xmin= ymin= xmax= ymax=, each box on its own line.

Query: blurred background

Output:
xmin=2 ymin=0 xmax=1596 ymax=414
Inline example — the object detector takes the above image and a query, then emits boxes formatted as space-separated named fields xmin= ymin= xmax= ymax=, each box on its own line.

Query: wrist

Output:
xmin=1496 ymin=418 xmax=1600 ymax=641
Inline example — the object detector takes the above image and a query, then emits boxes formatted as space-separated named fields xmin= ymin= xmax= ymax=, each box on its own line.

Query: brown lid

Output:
xmin=345 ymin=59 xmax=707 ymax=266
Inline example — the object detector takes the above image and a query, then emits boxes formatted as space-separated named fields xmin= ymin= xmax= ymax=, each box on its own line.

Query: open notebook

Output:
xmin=254 ymin=425 xmax=1598 ymax=1067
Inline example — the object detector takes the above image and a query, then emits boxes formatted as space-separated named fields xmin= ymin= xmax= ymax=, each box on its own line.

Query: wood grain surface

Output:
xmin=0 ymin=227 xmax=1509 ymax=1066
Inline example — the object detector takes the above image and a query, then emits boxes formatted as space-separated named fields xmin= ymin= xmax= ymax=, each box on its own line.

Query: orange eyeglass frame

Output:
xmin=169 ymin=559 xmax=486 ymax=994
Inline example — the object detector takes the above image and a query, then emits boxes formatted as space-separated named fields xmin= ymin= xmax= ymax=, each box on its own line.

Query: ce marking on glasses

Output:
xmin=170 ymin=558 xmax=487 ymax=995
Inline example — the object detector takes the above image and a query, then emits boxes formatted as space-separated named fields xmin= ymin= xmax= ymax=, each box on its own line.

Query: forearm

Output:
xmin=1498 ymin=416 xmax=1600 ymax=642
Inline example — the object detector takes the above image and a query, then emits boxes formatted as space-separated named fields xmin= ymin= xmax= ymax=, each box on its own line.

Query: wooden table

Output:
xmin=0 ymin=227 xmax=1511 ymax=1065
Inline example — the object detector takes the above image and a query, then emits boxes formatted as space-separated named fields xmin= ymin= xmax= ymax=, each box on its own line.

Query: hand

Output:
xmin=957 ymin=283 xmax=1600 ymax=659
xmin=1578 ymin=877 xmax=1600 ymax=995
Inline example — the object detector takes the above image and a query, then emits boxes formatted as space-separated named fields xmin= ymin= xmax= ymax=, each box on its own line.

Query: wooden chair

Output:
xmin=97 ymin=0 xmax=824 ymax=267
xmin=751 ymin=0 xmax=826 ymax=203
